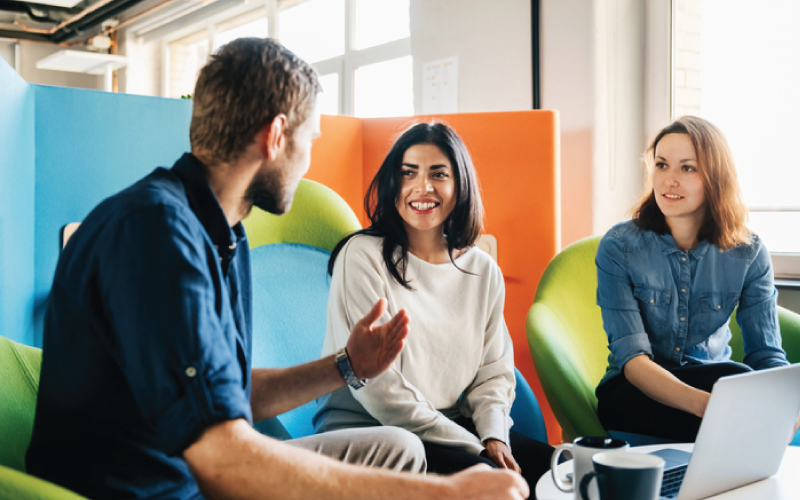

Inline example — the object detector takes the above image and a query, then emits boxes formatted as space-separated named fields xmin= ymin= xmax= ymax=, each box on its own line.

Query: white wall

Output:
xmin=0 ymin=40 xmax=14 ymax=68
xmin=411 ymin=0 xmax=532 ymax=113
xmin=590 ymin=0 xmax=648 ymax=236
xmin=118 ymin=31 xmax=161 ymax=96
xmin=540 ymin=0 xmax=668 ymax=245
xmin=540 ymin=0 xmax=595 ymax=247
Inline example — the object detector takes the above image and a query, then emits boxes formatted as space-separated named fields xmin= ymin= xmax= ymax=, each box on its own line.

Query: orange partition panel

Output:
xmin=305 ymin=115 xmax=365 ymax=216
xmin=362 ymin=111 xmax=562 ymax=443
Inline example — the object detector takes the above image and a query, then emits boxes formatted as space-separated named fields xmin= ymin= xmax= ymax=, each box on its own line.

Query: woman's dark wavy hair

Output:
xmin=328 ymin=121 xmax=484 ymax=289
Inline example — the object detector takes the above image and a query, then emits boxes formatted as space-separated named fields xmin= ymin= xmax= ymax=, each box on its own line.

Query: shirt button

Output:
xmin=717 ymin=305 xmax=721 ymax=309
xmin=650 ymin=299 xmax=654 ymax=304
xmin=185 ymin=366 xmax=197 ymax=377
xmin=681 ymin=288 xmax=686 ymax=293
xmin=681 ymin=257 xmax=687 ymax=262
xmin=680 ymin=317 xmax=685 ymax=322
xmin=675 ymin=347 xmax=681 ymax=352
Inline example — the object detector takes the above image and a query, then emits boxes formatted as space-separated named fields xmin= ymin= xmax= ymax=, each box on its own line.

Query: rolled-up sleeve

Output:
xmin=736 ymin=239 xmax=789 ymax=370
xmin=596 ymin=234 xmax=653 ymax=370
xmin=99 ymin=205 xmax=251 ymax=456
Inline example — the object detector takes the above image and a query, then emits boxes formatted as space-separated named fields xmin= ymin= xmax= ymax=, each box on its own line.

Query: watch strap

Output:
xmin=335 ymin=347 xmax=366 ymax=389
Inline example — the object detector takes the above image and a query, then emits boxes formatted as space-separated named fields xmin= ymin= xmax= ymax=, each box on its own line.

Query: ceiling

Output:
xmin=0 ymin=0 xmax=161 ymax=44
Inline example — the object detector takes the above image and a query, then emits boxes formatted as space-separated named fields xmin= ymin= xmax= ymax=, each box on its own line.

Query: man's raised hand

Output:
xmin=346 ymin=298 xmax=409 ymax=380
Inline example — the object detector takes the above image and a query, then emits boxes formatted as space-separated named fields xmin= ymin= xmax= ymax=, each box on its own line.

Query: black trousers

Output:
xmin=423 ymin=417 xmax=554 ymax=499
xmin=596 ymin=361 xmax=752 ymax=442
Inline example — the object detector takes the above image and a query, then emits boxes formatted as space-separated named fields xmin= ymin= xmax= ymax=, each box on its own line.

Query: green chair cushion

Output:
xmin=243 ymin=179 xmax=361 ymax=252
xmin=0 ymin=336 xmax=41 ymax=472
xmin=0 ymin=465 xmax=89 ymax=500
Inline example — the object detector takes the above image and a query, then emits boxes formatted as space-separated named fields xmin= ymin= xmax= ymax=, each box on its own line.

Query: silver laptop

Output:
xmin=651 ymin=363 xmax=800 ymax=500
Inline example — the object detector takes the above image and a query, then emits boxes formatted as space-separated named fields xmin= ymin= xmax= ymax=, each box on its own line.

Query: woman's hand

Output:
xmin=482 ymin=439 xmax=521 ymax=473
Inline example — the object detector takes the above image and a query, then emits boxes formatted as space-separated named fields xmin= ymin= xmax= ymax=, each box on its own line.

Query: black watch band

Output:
xmin=335 ymin=348 xmax=367 ymax=390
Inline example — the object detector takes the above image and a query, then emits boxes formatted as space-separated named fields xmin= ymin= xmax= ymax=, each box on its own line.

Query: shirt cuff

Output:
xmin=743 ymin=348 xmax=790 ymax=370
xmin=473 ymin=407 xmax=511 ymax=448
xmin=609 ymin=332 xmax=653 ymax=371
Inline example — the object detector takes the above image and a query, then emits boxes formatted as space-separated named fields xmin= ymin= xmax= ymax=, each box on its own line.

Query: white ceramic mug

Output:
xmin=551 ymin=437 xmax=629 ymax=500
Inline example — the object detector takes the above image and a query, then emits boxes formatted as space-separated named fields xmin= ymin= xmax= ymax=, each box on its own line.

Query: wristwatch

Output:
xmin=335 ymin=347 xmax=367 ymax=389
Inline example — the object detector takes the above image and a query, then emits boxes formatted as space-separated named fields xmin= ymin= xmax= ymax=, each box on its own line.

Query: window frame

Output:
xmin=283 ymin=0 xmax=411 ymax=116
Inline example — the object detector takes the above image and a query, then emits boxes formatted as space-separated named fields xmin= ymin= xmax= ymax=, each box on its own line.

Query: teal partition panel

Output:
xmin=33 ymin=86 xmax=192 ymax=345
xmin=0 ymin=58 xmax=36 ymax=345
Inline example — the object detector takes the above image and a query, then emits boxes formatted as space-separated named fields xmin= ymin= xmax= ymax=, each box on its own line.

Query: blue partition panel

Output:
xmin=33 ymin=86 xmax=192 ymax=345
xmin=0 ymin=58 xmax=35 ymax=345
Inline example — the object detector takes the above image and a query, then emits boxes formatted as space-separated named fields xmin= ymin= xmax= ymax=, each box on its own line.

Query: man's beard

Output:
xmin=243 ymin=167 xmax=292 ymax=215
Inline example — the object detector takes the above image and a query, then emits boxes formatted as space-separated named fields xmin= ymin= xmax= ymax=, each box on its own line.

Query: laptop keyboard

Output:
xmin=660 ymin=464 xmax=688 ymax=499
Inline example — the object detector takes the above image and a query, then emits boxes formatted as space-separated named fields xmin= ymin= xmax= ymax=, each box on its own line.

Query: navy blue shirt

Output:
xmin=27 ymin=153 xmax=254 ymax=500
xmin=596 ymin=220 xmax=788 ymax=387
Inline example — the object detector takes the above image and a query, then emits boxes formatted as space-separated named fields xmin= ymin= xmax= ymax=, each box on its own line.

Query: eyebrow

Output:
xmin=401 ymin=163 xmax=449 ymax=169
xmin=656 ymin=155 xmax=696 ymax=163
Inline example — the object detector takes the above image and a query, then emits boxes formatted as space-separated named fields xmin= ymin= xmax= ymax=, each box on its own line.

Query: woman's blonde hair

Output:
xmin=632 ymin=116 xmax=750 ymax=250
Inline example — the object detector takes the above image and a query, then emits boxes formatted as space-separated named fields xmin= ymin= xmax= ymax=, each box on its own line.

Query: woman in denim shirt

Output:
xmin=595 ymin=116 xmax=789 ymax=441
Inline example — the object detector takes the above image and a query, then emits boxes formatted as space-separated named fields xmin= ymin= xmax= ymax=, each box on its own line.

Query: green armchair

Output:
xmin=0 ymin=336 xmax=89 ymax=500
xmin=526 ymin=235 xmax=800 ymax=443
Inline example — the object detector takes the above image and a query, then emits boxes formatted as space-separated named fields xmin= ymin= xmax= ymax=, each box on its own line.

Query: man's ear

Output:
xmin=262 ymin=114 xmax=288 ymax=160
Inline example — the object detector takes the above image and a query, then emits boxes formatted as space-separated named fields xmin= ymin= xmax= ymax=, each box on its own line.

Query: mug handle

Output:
xmin=579 ymin=471 xmax=601 ymax=500
xmin=550 ymin=443 xmax=574 ymax=492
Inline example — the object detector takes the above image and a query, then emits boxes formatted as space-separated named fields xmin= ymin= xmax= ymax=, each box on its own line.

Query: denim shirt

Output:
xmin=596 ymin=220 xmax=788 ymax=387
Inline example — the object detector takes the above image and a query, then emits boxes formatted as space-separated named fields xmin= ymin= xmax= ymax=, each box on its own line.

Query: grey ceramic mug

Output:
xmin=580 ymin=451 xmax=665 ymax=500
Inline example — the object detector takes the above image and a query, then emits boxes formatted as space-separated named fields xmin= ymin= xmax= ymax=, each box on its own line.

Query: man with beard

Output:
xmin=26 ymin=38 xmax=528 ymax=500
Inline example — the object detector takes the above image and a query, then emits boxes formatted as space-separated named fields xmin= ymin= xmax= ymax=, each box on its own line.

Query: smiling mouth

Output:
xmin=410 ymin=201 xmax=439 ymax=210
xmin=662 ymin=193 xmax=683 ymax=200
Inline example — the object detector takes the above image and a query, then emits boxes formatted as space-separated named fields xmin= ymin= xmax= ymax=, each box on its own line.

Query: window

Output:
xmin=278 ymin=0 xmax=412 ymax=117
xmin=354 ymin=0 xmax=410 ymax=50
xmin=163 ymin=0 xmax=413 ymax=117
xmin=354 ymin=56 xmax=413 ymax=118
xmin=673 ymin=0 xmax=800 ymax=270
xmin=168 ymin=30 xmax=210 ymax=98
xmin=213 ymin=13 xmax=270 ymax=51
xmin=278 ymin=0 xmax=345 ymax=64
xmin=166 ymin=8 xmax=268 ymax=98
xmin=316 ymin=73 xmax=340 ymax=116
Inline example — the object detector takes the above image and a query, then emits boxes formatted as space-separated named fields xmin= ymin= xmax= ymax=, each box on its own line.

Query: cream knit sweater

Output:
xmin=313 ymin=235 xmax=515 ymax=454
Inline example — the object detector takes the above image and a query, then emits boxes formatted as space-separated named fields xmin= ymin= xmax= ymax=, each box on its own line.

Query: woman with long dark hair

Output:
xmin=595 ymin=116 xmax=790 ymax=441
xmin=313 ymin=122 xmax=553 ymax=490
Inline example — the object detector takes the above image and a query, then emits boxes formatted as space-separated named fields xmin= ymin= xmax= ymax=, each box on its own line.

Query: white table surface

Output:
xmin=536 ymin=443 xmax=800 ymax=500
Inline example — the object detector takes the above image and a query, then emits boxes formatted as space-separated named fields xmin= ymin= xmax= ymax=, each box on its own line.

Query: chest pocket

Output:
xmin=633 ymin=285 xmax=672 ymax=331
xmin=700 ymin=291 xmax=739 ymax=334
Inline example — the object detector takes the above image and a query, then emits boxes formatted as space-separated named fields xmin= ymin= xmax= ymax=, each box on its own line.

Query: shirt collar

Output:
xmin=171 ymin=153 xmax=245 ymax=259
xmin=655 ymin=231 xmax=712 ymax=260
